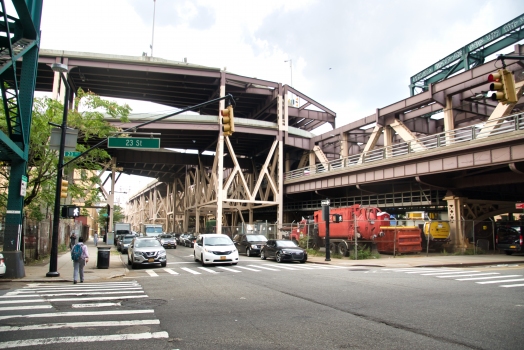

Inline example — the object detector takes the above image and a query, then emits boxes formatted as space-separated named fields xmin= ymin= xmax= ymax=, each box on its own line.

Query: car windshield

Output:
xmin=276 ymin=240 xmax=299 ymax=248
xmin=135 ymin=239 xmax=162 ymax=248
xmin=205 ymin=237 xmax=233 ymax=246
xmin=123 ymin=237 xmax=134 ymax=243
xmin=246 ymin=235 xmax=267 ymax=242
xmin=161 ymin=235 xmax=173 ymax=239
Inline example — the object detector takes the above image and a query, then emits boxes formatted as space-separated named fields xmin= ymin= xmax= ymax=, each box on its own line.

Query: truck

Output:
xmin=113 ymin=223 xmax=132 ymax=246
xmin=290 ymin=204 xmax=422 ymax=256
xmin=405 ymin=211 xmax=450 ymax=252
xmin=140 ymin=223 xmax=164 ymax=237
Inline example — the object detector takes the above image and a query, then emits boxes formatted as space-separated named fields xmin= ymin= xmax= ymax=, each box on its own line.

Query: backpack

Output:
xmin=71 ymin=244 xmax=82 ymax=261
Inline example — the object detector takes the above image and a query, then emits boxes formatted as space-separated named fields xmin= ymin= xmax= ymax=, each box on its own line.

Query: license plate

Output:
xmin=148 ymin=258 xmax=155 ymax=262
xmin=220 ymin=256 xmax=226 ymax=260
xmin=510 ymin=245 xmax=516 ymax=249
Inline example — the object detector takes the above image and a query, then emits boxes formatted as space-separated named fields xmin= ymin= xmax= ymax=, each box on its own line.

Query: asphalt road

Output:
xmin=1 ymin=244 xmax=523 ymax=349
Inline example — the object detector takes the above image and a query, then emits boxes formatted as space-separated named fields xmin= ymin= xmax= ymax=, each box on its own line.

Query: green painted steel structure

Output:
xmin=0 ymin=0 xmax=43 ymax=278
xmin=410 ymin=13 xmax=524 ymax=96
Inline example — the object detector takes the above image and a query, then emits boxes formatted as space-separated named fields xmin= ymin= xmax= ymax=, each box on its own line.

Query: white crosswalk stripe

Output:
xmin=0 ymin=281 xmax=167 ymax=348
xmin=383 ymin=267 xmax=524 ymax=288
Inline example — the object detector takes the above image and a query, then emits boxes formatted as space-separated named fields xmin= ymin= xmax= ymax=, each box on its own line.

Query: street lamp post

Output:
xmin=284 ymin=59 xmax=292 ymax=87
xmin=46 ymin=63 xmax=70 ymax=277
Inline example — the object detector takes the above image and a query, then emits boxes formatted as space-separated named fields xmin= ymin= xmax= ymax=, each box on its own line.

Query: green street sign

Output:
xmin=107 ymin=137 xmax=160 ymax=149
xmin=64 ymin=151 xmax=81 ymax=157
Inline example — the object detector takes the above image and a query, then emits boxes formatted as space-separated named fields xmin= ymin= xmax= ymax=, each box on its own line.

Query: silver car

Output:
xmin=127 ymin=237 xmax=167 ymax=269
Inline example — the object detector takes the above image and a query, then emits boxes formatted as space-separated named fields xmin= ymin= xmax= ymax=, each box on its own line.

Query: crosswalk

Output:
xmin=383 ymin=267 xmax=524 ymax=288
xmin=128 ymin=263 xmax=346 ymax=278
xmin=0 ymin=281 xmax=167 ymax=348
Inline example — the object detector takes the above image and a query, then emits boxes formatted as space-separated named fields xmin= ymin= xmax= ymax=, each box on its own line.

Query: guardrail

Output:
xmin=285 ymin=112 xmax=523 ymax=181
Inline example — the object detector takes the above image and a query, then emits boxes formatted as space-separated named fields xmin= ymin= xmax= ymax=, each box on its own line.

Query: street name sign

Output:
xmin=107 ymin=137 xmax=160 ymax=149
xmin=64 ymin=151 xmax=81 ymax=157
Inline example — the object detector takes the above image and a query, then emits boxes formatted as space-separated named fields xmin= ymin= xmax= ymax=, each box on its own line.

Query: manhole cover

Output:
xmin=121 ymin=298 xmax=167 ymax=308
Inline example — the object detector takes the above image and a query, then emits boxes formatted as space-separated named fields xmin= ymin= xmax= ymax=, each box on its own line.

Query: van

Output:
xmin=496 ymin=226 xmax=522 ymax=255
xmin=193 ymin=234 xmax=239 ymax=266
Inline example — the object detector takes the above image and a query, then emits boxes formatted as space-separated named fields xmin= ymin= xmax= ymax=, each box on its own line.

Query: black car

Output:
xmin=184 ymin=234 xmax=197 ymax=247
xmin=158 ymin=234 xmax=177 ymax=249
xmin=118 ymin=234 xmax=135 ymax=254
xmin=233 ymin=234 xmax=268 ymax=257
xmin=497 ymin=226 xmax=523 ymax=255
xmin=260 ymin=239 xmax=307 ymax=263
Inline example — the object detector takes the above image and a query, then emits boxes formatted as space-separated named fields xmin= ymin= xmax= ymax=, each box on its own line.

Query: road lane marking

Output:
xmin=197 ymin=267 xmax=219 ymax=274
xmin=0 ymin=299 xmax=46 ymax=304
xmin=72 ymin=302 xmax=122 ymax=308
xmin=145 ymin=270 xmax=158 ymax=277
xmin=477 ymin=278 xmax=524 ymax=284
xmin=0 ymin=305 xmax=52 ymax=312
xmin=436 ymin=273 xmax=500 ymax=279
xmin=456 ymin=275 xmax=521 ymax=281
xmin=217 ymin=267 xmax=241 ymax=273
xmin=0 ymin=309 xmax=154 ymax=321
xmin=0 ymin=331 xmax=169 ymax=348
xmin=8 ymin=286 xmax=142 ymax=294
xmin=163 ymin=268 xmax=179 ymax=275
xmin=422 ymin=271 xmax=480 ymax=276
xmin=0 ymin=319 xmax=160 ymax=332
xmin=500 ymin=283 xmax=524 ymax=288
xmin=235 ymin=266 xmax=261 ymax=272
xmin=43 ymin=295 xmax=148 ymax=302
xmin=180 ymin=267 xmax=201 ymax=274
xmin=247 ymin=265 xmax=280 ymax=271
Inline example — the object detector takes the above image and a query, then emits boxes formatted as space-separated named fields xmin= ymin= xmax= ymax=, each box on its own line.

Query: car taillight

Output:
xmin=495 ymin=235 xmax=498 ymax=244
xmin=520 ymin=235 xmax=523 ymax=245
xmin=0 ymin=257 xmax=4 ymax=265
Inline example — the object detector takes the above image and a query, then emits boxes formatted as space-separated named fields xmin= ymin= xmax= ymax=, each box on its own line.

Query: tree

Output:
xmin=0 ymin=89 xmax=131 ymax=220
xmin=97 ymin=205 xmax=125 ymax=227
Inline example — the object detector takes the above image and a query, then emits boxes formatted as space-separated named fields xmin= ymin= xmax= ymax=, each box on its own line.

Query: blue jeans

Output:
xmin=73 ymin=258 xmax=86 ymax=282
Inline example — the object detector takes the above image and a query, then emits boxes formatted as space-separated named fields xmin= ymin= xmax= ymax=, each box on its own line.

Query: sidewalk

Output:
xmin=2 ymin=239 xmax=128 ymax=283
xmin=307 ymin=252 xmax=524 ymax=268
xmin=2 ymin=242 xmax=524 ymax=283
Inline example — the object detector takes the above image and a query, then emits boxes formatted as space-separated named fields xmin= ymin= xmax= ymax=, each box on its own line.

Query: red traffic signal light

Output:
xmin=221 ymin=105 xmax=235 ymax=137
xmin=488 ymin=69 xmax=518 ymax=104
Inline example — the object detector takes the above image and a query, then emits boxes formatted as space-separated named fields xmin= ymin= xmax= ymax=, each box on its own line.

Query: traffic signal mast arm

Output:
xmin=61 ymin=94 xmax=236 ymax=169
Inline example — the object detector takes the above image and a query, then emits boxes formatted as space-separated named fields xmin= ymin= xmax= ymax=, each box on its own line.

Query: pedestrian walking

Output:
xmin=93 ymin=233 xmax=98 ymax=247
xmin=72 ymin=237 xmax=89 ymax=284
xmin=69 ymin=232 xmax=77 ymax=250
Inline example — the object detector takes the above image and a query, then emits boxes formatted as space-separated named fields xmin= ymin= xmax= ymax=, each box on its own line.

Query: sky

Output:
xmin=37 ymin=0 xmax=524 ymax=202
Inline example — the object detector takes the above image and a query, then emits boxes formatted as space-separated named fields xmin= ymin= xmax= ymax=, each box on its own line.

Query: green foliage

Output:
xmin=350 ymin=247 xmax=380 ymax=260
xmin=0 ymin=89 xmax=131 ymax=220
xmin=97 ymin=205 xmax=125 ymax=227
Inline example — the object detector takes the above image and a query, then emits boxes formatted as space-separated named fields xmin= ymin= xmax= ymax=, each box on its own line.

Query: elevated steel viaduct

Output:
xmin=32 ymin=16 xmax=524 ymax=251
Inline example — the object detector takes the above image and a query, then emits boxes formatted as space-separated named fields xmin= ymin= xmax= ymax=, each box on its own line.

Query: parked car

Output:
xmin=178 ymin=233 xmax=189 ymax=246
xmin=496 ymin=226 xmax=523 ymax=255
xmin=184 ymin=234 xmax=197 ymax=247
xmin=194 ymin=233 xmax=239 ymax=266
xmin=0 ymin=253 xmax=6 ymax=276
xmin=233 ymin=234 xmax=268 ymax=257
xmin=127 ymin=237 xmax=167 ymax=269
xmin=118 ymin=234 xmax=135 ymax=254
xmin=260 ymin=239 xmax=307 ymax=263
xmin=158 ymin=234 xmax=177 ymax=249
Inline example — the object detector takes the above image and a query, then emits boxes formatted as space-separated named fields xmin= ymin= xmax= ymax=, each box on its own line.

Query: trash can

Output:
xmin=97 ymin=246 xmax=111 ymax=269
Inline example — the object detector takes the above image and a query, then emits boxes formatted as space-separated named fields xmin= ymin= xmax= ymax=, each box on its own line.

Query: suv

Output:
xmin=233 ymin=234 xmax=268 ymax=257
xmin=496 ymin=226 xmax=523 ymax=255
xmin=194 ymin=234 xmax=239 ymax=266
xmin=127 ymin=237 xmax=167 ymax=269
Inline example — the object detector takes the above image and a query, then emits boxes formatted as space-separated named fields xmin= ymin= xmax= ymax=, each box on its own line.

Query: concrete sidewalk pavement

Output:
xmin=2 ymin=239 xmax=128 ymax=283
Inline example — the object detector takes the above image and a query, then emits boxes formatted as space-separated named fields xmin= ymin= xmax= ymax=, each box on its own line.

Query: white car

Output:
xmin=0 ymin=253 xmax=6 ymax=276
xmin=194 ymin=234 xmax=239 ymax=266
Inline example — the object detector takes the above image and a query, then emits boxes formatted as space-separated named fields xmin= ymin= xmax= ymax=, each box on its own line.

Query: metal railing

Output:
xmin=285 ymin=112 xmax=524 ymax=181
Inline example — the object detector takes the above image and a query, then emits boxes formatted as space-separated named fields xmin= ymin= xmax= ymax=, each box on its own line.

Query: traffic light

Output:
xmin=221 ymin=105 xmax=235 ymax=137
xmin=61 ymin=206 xmax=80 ymax=218
xmin=60 ymin=179 xmax=69 ymax=198
xmin=488 ymin=69 xmax=518 ymax=104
